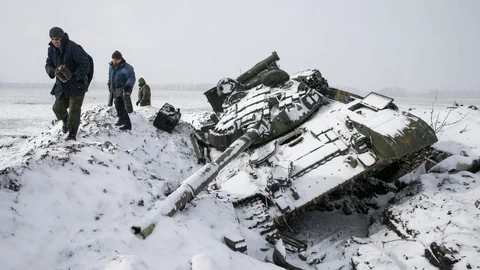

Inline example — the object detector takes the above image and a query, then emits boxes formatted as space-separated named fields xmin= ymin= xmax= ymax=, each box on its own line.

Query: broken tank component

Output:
xmin=153 ymin=103 xmax=181 ymax=133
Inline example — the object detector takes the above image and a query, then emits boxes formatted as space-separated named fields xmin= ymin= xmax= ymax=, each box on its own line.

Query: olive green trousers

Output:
xmin=52 ymin=94 xmax=85 ymax=131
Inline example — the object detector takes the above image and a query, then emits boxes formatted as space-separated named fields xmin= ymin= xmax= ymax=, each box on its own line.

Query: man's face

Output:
xmin=112 ymin=58 xmax=122 ymax=65
xmin=51 ymin=38 xmax=62 ymax=48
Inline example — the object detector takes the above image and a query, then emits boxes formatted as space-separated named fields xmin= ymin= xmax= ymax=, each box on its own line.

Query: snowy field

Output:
xmin=0 ymin=88 xmax=479 ymax=270
xmin=0 ymin=88 xmax=211 ymax=136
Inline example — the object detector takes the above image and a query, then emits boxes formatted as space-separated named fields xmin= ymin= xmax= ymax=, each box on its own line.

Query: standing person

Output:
xmin=45 ymin=27 xmax=93 ymax=141
xmin=108 ymin=51 xmax=136 ymax=131
xmin=136 ymin=78 xmax=151 ymax=106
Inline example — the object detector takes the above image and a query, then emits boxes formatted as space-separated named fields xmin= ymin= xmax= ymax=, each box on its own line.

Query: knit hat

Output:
xmin=49 ymin=27 xmax=65 ymax=39
xmin=112 ymin=50 xmax=123 ymax=59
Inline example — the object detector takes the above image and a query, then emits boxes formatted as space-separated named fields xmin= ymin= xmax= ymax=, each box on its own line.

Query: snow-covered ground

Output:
xmin=0 ymin=88 xmax=479 ymax=269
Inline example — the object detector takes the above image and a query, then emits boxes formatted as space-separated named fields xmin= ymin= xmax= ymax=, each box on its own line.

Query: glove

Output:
xmin=124 ymin=85 xmax=132 ymax=95
xmin=136 ymin=101 xmax=140 ymax=106
xmin=47 ymin=68 xmax=55 ymax=79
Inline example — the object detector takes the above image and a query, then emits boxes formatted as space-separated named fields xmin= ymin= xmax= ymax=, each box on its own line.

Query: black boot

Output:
xmin=62 ymin=116 xmax=68 ymax=134
xmin=115 ymin=118 xmax=125 ymax=126
xmin=119 ymin=116 xmax=132 ymax=131
xmin=66 ymin=129 xmax=77 ymax=141
xmin=119 ymin=124 xmax=132 ymax=131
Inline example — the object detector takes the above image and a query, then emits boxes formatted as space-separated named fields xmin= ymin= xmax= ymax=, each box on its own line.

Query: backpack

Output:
xmin=78 ymin=45 xmax=94 ymax=86
xmin=86 ymin=53 xmax=94 ymax=85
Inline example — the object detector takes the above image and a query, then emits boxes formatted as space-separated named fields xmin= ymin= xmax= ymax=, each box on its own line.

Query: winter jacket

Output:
xmin=108 ymin=59 xmax=136 ymax=98
xmin=45 ymin=33 xmax=91 ymax=99
xmin=137 ymin=78 xmax=151 ymax=106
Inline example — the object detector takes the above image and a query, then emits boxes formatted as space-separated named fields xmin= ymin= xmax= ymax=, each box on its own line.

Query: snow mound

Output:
xmin=0 ymin=105 xmax=279 ymax=270
xmin=354 ymin=160 xmax=480 ymax=269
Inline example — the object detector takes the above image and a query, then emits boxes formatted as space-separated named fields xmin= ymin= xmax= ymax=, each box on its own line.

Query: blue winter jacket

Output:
xmin=45 ymin=33 xmax=91 ymax=99
xmin=108 ymin=60 xmax=136 ymax=98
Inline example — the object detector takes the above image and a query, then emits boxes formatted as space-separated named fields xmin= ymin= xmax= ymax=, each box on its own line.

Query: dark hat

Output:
xmin=112 ymin=50 xmax=123 ymax=59
xmin=49 ymin=27 xmax=65 ymax=39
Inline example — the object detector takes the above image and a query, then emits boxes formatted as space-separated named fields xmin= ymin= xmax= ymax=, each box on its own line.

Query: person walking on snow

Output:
xmin=108 ymin=50 xmax=135 ymax=131
xmin=136 ymin=77 xmax=151 ymax=106
xmin=45 ymin=27 xmax=93 ymax=141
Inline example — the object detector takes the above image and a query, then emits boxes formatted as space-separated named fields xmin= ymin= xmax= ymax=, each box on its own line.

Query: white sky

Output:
xmin=1 ymin=0 xmax=479 ymax=92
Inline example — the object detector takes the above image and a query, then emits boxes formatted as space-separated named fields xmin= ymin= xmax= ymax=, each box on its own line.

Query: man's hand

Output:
xmin=47 ymin=68 xmax=55 ymax=79
xmin=136 ymin=101 xmax=140 ymax=106
xmin=124 ymin=85 xmax=132 ymax=95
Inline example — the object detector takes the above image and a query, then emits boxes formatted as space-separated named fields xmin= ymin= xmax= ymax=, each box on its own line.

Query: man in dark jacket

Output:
xmin=136 ymin=78 xmax=151 ymax=106
xmin=108 ymin=51 xmax=136 ymax=131
xmin=45 ymin=27 xmax=91 ymax=141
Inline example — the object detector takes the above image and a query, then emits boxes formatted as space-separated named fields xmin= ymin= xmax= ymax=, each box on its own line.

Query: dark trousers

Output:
xmin=52 ymin=94 xmax=85 ymax=130
xmin=114 ymin=96 xmax=131 ymax=126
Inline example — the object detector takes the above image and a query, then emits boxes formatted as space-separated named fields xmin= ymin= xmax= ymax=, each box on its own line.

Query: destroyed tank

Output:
xmin=132 ymin=52 xmax=438 ymax=242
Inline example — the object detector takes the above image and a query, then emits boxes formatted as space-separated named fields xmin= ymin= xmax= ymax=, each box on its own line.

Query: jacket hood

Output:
xmin=139 ymin=78 xmax=146 ymax=86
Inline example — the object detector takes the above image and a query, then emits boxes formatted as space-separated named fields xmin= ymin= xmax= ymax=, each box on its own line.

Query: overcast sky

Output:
xmin=1 ymin=0 xmax=479 ymax=92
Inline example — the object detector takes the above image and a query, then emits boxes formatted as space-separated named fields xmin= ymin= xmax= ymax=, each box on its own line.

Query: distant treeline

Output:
xmin=416 ymin=89 xmax=480 ymax=99
xmin=0 ymin=81 xmax=215 ymax=91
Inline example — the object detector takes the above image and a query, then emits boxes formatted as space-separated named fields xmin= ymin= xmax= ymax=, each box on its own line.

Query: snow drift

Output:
xmin=0 ymin=105 xmax=279 ymax=270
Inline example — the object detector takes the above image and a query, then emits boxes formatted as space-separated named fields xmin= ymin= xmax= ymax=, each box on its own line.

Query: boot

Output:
xmin=62 ymin=116 xmax=68 ymax=134
xmin=115 ymin=118 xmax=125 ymax=126
xmin=119 ymin=115 xmax=131 ymax=131
xmin=119 ymin=124 xmax=132 ymax=131
xmin=66 ymin=129 xmax=77 ymax=141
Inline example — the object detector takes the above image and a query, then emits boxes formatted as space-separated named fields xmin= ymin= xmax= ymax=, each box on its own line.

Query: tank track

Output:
xmin=233 ymin=195 xmax=277 ymax=236
xmin=233 ymin=195 xmax=310 ymax=253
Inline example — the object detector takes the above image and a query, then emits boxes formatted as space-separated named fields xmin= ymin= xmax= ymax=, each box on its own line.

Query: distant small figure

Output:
xmin=108 ymin=51 xmax=136 ymax=131
xmin=136 ymin=78 xmax=151 ymax=106
xmin=45 ymin=27 xmax=94 ymax=141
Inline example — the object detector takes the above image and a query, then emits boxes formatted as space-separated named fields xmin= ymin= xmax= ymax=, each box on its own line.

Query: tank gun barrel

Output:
xmin=237 ymin=51 xmax=279 ymax=84
xmin=131 ymin=128 xmax=261 ymax=239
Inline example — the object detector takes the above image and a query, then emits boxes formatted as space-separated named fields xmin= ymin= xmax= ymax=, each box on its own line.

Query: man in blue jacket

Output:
xmin=45 ymin=27 xmax=92 ymax=141
xmin=108 ymin=51 xmax=135 ymax=131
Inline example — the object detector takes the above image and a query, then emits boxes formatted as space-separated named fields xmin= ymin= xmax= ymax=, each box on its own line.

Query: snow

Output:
xmin=219 ymin=171 xmax=259 ymax=197
xmin=0 ymin=97 xmax=279 ymax=270
xmin=428 ymin=154 xmax=477 ymax=173
xmin=347 ymin=100 xmax=413 ymax=137
xmin=191 ymin=253 xmax=217 ymax=270
xmin=105 ymin=255 xmax=149 ymax=270
xmin=275 ymin=239 xmax=286 ymax=258
xmin=1 ymin=87 xmax=480 ymax=270
xmin=361 ymin=92 xmax=393 ymax=110
xmin=357 ymin=152 xmax=376 ymax=167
